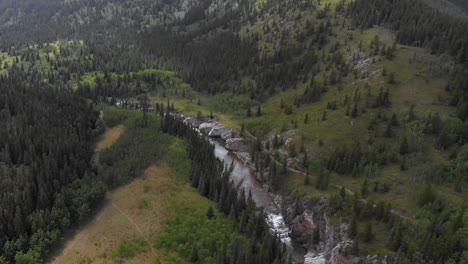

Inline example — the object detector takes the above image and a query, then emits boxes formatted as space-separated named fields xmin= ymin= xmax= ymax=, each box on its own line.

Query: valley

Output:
xmin=0 ymin=0 xmax=467 ymax=263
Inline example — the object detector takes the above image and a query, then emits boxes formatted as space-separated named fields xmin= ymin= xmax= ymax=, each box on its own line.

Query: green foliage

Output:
xmin=349 ymin=216 xmax=358 ymax=239
xmin=206 ymin=206 xmax=215 ymax=220
xmin=362 ymin=223 xmax=374 ymax=242
xmin=0 ymin=74 xmax=105 ymax=262
xmin=102 ymin=106 xmax=129 ymax=127
xmin=14 ymin=250 xmax=42 ymax=264
xmin=99 ymin=110 xmax=174 ymax=187
xmin=155 ymin=198 xmax=242 ymax=263
xmin=417 ymin=184 xmax=437 ymax=207
xmin=110 ymin=239 xmax=148 ymax=259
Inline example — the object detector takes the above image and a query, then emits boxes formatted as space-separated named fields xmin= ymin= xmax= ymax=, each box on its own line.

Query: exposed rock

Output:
xmin=304 ymin=252 xmax=326 ymax=264
xmin=255 ymin=171 xmax=268 ymax=182
xmin=330 ymin=255 xmax=349 ymax=264
xmin=290 ymin=210 xmax=317 ymax=246
xmin=221 ymin=130 xmax=239 ymax=141
xmin=184 ymin=117 xmax=202 ymax=128
xmin=225 ymin=138 xmax=249 ymax=152
xmin=234 ymin=151 xmax=251 ymax=164
xmin=199 ymin=122 xmax=216 ymax=134
xmin=331 ymin=240 xmax=354 ymax=259
xmin=185 ymin=117 xmax=212 ymax=128
xmin=364 ymin=255 xmax=394 ymax=264
xmin=208 ymin=125 xmax=231 ymax=138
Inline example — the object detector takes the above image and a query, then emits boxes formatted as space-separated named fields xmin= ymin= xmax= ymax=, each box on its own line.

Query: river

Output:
xmin=210 ymin=138 xmax=307 ymax=263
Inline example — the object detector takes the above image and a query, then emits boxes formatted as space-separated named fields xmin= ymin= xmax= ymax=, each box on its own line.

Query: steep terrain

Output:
xmin=0 ymin=0 xmax=467 ymax=263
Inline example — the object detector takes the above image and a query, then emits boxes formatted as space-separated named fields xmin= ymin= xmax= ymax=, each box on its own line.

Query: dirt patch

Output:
xmin=50 ymin=165 xmax=174 ymax=264
xmin=96 ymin=124 xmax=125 ymax=153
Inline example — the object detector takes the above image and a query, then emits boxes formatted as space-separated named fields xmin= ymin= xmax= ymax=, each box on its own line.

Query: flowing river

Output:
xmin=209 ymin=138 xmax=307 ymax=263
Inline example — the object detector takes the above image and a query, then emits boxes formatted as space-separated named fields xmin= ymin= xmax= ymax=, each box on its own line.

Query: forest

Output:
xmin=0 ymin=75 xmax=105 ymax=262
xmin=0 ymin=0 xmax=466 ymax=263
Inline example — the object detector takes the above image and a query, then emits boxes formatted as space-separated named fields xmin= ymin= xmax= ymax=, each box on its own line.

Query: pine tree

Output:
xmin=289 ymin=143 xmax=296 ymax=158
xmin=322 ymin=111 xmax=327 ymax=121
xmin=256 ymin=105 xmax=262 ymax=116
xmin=351 ymin=101 xmax=358 ymax=118
xmin=383 ymin=121 xmax=392 ymax=137
xmin=340 ymin=187 xmax=346 ymax=200
xmin=361 ymin=178 xmax=369 ymax=197
xmin=388 ymin=72 xmax=396 ymax=84
xmin=304 ymin=172 xmax=311 ymax=186
xmin=400 ymin=156 xmax=407 ymax=171
xmin=190 ymin=244 xmax=199 ymax=262
xmin=363 ymin=222 xmax=374 ymax=242
xmin=302 ymin=152 xmax=309 ymax=168
xmin=206 ymin=206 xmax=215 ymax=219
xmin=399 ymin=136 xmax=409 ymax=155
xmin=349 ymin=216 xmax=358 ymax=239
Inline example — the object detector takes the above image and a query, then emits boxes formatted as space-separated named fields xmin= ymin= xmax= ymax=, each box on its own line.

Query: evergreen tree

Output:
xmin=190 ymin=244 xmax=199 ymax=262
xmin=361 ymin=178 xmax=369 ymax=197
xmin=304 ymin=113 xmax=310 ymax=124
xmin=351 ymin=101 xmax=359 ymax=118
xmin=304 ymin=172 xmax=311 ymax=186
xmin=349 ymin=216 xmax=358 ymax=239
xmin=363 ymin=222 xmax=374 ymax=242
xmin=206 ymin=206 xmax=215 ymax=219
xmin=399 ymin=136 xmax=409 ymax=155
xmin=256 ymin=105 xmax=262 ymax=117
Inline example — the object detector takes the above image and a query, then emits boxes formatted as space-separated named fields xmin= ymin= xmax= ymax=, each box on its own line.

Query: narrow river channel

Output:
xmin=209 ymin=138 xmax=307 ymax=263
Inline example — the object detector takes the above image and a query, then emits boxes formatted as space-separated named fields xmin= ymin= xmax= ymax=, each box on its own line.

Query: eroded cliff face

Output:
xmin=283 ymin=197 xmax=396 ymax=264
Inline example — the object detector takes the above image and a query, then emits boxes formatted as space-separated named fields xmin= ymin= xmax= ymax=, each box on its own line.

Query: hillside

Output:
xmin=425 ymin=0 xmax=468 ymax=16
xmin=0 ymin=0 xmax=466 ymax=263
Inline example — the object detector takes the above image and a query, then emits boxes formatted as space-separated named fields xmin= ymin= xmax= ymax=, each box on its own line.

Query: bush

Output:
xmin=102 ymin=106 xmax=129 ymax=127
xmin=110 ymin=239 xmax=148 ymax=259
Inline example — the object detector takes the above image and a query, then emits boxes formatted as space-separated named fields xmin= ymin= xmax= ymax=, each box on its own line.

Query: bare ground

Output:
xmin=50 ymin=165 xmax=173 ymax=264
xmin=95 ymin=124 xmax=125 ymax=153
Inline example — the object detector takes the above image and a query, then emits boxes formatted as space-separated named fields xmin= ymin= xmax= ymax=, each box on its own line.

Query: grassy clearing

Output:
xmin=110 ymin=238 xmax=149 ymax=259
xmin=52 ymin=107 xmax=245 ymax=263
xmin=95 ymin=124 xmax=125 ymax=153
xmin=50 ymin=165 xmax=172 ymax=264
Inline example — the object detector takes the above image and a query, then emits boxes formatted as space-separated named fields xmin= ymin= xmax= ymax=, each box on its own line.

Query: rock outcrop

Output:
xmin=208 ymin=125 xmax=231 ymax=138
xmin=199 ymin=122 xmax=216 ymax=134
xmin=290 ymin=210 xmax=317 ymax=246
xmin=221 ymin=130 xmax=239 ymax=141
xmin=184 ymin=117 xmax=210 ymax=128
xmin=225 ymin=138 xmax=249 ymax=152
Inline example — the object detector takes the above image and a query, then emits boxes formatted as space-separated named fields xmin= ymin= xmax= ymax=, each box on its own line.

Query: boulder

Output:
xmin=185 ymin=117 xmax=212 ymax=128
xmin=199 ymin=122 xmax=215 ymax=134
xmin=184 ymin=117 xmax=204 ymax=128
xmin=209 ymin=126 xmax=231 ymax=138
xmin=221 ymin=129 xmax=236 ymax=141
xmin=225 ymin=138 xmax=249 ymax=152
xmin=304 ymin=252 xmax=326 ymax=264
